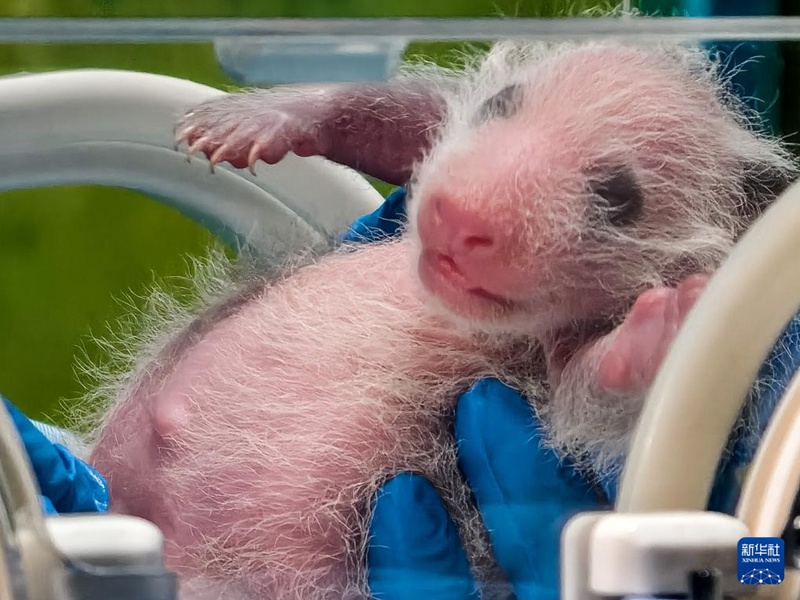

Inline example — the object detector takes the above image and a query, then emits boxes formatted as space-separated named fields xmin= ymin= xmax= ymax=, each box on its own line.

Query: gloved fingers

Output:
xmin=2 ymin=396 xmax=108 ymax=514
xmin=367 ymin=472 xmax=478 ymax=600
xmin=51 ymin=443 xmax=109 ymax=513
xmin=341 ymin=187 xmax=408 ymax=244
xmin=454 ymin=378 xmax=603 ymax=600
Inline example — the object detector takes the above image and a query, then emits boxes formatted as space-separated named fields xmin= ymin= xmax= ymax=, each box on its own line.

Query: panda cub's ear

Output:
xmin=738 ymin=161 xmax=797 ymax=218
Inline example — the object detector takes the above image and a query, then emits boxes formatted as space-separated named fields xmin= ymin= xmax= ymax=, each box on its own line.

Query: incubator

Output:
xmin=2 ymin=13 xmax=800 ymax=600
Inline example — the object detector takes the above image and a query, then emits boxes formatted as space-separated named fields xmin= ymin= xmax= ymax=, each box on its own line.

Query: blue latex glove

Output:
xmin=368 ymin=379 xmax=605 ymax=600
xmin=1 ymin=395 xmax=109 ymax=515
xmin=341 ymin=186 xmax=408 ymax=244
xmin=343 ymin=189 xmax=607 ymax=600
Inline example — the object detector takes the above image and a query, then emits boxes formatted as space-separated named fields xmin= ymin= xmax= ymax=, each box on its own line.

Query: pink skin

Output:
xmin=89 ymin=241 xmax=511 ymax=598
xmin=596 ymin=274 xmax=709 ymax=394
xmin=416 ymin=194 xmax=518 ymax=319
xmin=414 ymin=180 xmax=710 ymax=395
xmin=175 ymin=82 xmax=446 ymax=187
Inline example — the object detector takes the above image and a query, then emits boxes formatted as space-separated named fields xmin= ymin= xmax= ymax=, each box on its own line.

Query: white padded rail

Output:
xmin=0 ymin=141 xmax=320 ymax=253
xmin=0 ymin=69 xmax=383 ymax=248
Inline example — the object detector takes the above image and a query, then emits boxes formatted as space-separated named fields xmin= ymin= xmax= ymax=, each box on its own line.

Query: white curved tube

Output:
xmin=737 ymin=368 xmax=800 ymax=537
xmin=0 ymin=69 xmax=383 ymax=242
xmin=735 ymin=347 xmax=800 ymax=600
xmin=0 ymin=141 xmax=326 ymax=252
xmin=617 ymin=178 xmax=800 ymax=512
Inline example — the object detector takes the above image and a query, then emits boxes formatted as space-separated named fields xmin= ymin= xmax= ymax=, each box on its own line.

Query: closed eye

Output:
xmin=589 ymin=165 xmax=643 ymax=226
xmin=472 ymin=84 xmax=523 ymax=125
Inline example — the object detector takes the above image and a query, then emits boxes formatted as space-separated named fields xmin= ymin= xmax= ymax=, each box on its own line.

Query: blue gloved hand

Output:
xmin=368 ymin=379 xmax=604 ymax=600
xmin=1 ymin=395 xmax=109 ymax=515
xmin=343 ymin=189 xmax=607 ymax=600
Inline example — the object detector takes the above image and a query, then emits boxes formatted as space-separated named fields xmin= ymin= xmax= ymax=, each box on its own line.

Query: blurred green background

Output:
xmin=0 ymin=0 xmax=796 ymax=425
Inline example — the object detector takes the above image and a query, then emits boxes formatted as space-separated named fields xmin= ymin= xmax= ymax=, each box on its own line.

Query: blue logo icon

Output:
xmin=738 ymin=537 xmax=784 ymax=584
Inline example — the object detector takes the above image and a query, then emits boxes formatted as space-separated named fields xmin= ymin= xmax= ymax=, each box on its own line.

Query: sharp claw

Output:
xmin=184 ymin=137 xmax=207 ymax=165
xmin=209 ymin=144 xmax=229 ymax=166
xmin=175 ymin=124 xmax=196 ymax=146
xmin=247 ymin=143 xmax=262 ymax=176
xmin=187 ymin=135 xmax=211 ymax=157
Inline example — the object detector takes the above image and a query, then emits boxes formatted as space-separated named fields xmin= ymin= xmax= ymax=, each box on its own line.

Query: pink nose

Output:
xmin=429 ymin=195 xmax=497 ymax=257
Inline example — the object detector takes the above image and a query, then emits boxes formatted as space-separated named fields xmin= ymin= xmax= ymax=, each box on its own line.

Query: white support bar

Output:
xmin=589 ymin=512 xmax=750 ymax=597
xmin=45 ymin=514 xmax=165 ymax=569
xmin=561 ymin=512 xmax=609 ymax=600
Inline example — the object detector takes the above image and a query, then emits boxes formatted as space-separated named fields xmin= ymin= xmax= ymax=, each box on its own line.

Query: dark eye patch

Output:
xmin=472 ymin=84 xmax=523 ymax=125
xmin=589 ymin=165 xmax=643 ymax=227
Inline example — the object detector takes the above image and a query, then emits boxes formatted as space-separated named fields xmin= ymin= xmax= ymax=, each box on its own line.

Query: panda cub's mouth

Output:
xmin=417 ymin=249 xmax=517 ymax=318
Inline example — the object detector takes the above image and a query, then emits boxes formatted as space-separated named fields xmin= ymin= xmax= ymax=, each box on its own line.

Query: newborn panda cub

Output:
xmin=87 ymin=40 xmax=797 ymax=600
